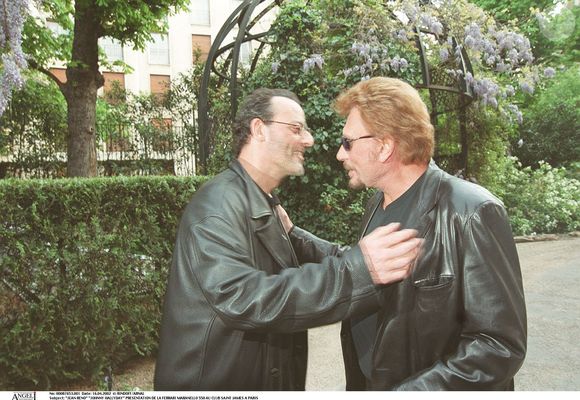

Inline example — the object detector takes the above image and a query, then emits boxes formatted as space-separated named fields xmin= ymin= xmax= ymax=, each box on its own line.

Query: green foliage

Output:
xmin=465 ymin=107 xmax=518 ymax=186
xmin=0 ymin=72 xmax=67 ymax=177
xmin=491 ymin=158 xmax=580 ymax=235
xmin=16 ymin=0 xmax=192 ymax=176
xmin=312 ymin=185 xmax=373 ymax=245
xmin=0 ymin=175 xmax=209 ymax=389
xmin=512 ymin=65 xmax=580 ymax=168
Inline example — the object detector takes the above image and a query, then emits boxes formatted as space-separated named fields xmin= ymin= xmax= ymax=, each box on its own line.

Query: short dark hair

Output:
xmin=233 ymin=88 xmax=301 ymax=156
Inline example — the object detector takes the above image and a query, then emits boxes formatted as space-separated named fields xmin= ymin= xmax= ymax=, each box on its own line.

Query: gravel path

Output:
xmin=305 ymin=236 xmax=580 ymax=391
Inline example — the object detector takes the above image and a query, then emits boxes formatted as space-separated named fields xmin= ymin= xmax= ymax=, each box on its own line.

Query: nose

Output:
xmin=302 ymin=129 xmax=314 ymax=147
xmin=336 ymin=143 xmax=347 ymax=161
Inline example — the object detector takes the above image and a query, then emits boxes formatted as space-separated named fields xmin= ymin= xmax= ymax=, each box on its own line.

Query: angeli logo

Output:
xmin=12 ymin=393 xmax=36 ymax=400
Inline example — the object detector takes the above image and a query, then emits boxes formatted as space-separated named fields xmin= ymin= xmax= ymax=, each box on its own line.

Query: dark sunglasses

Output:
xmin=340 ymin=135 xmax=374 ymax=151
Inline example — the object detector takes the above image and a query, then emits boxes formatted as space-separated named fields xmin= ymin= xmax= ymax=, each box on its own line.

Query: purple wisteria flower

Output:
xmin=351 ymin=42 xmax=370 ymax=57
xmin=520 ymin=81 xmax=535 ymax=95
xmin=302 ymin=54 xmax=324 ymax=73
xmin=496 ymin=30 xmax=534 ymax=66
xmin=544 ymin=67 xmax=556 ymax=78
xmin=1 ymin=0 xmax=29 ymax=116
xmin=464 ymin=72 xmax=500 ymax=108
xmin=495 ymin=61 xmax=511 ymax=73
xmin=504 ymin=85 xmax=515 ymax=97
xmin=271 ymin=61 xmax=280 ymax=74
xmin=439 ymin=48 xmax=449 ymax=62
xmin=389 ymin=56 xmax=408 ymax=73
xmin=1 ymin=55 xmax=25 ymax=115
xmin=505 ymin=104 xmax=524 ymax=125
xmin=460 ymin=21 xmax=534 ymax=72
xmin=394 ymin=29 xmax=408 ymax=42
xmin=420 ymin=14 xmax=443 ymax=36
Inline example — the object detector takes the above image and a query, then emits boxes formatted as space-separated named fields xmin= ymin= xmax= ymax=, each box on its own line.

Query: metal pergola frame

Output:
xmin=197 ymin=0 xmax=474 ymax=174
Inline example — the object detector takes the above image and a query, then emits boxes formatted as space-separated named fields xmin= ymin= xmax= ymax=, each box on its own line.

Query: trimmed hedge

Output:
xmin=0 ymin=176 xmax=208 ymax=389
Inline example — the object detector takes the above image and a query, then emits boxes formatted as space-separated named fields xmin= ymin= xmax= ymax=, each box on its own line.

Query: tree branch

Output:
xmin=27 ymin=59 xmax=66 ymax=92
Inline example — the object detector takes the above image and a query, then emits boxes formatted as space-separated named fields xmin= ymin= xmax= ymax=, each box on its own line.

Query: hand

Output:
xmin=275 ymin=204 xmax=294 ymax=233
xmin=359 ymin=222 xmax=422 ymax=285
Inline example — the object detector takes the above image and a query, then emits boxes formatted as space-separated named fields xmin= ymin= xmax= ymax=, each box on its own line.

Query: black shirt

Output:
xmin=351 ymin=171 xmax=426 ymax=379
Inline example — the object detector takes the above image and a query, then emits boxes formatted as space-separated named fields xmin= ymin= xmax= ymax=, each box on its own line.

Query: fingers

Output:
xmin=371 ymin=222 xmax=401 ymax=235
xmin=367 ymin=224 xmax=418 ymax=247
xmin=385 ymin=237 xmax=423 ymax=259
xmin=274 ymin=204 xmax=293 ymax=233
xmin=370 ymin=265 xmax=412 ymax=285
xmin=360 ymin=223 xmax=424 ymax=285
xmin=368 ymin=247 xmax=419 ymax=284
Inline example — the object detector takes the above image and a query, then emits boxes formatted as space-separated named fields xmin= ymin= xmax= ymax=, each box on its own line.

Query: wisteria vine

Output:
xmin=268 ymin=0 xmax=558 ymax=124
xmin=0 ymin=0 xmax=29 ymax=116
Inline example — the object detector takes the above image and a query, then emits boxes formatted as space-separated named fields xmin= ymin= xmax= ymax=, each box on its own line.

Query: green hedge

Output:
xmin=0 ymin=176 xmax=208 ymax=389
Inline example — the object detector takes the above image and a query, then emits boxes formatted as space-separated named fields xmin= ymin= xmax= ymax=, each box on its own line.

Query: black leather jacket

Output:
xmin=295 ymin=163 xmax=527 ymax=390
xmin=154 ymin=160 xmax=381 ymax=390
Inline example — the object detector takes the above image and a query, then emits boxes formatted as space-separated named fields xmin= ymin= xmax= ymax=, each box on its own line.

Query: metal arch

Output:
xmin=198 ymin=0 xmax=277 ymax=174
xmin=197 ymin=0 xmax=477 ymax=174
xmin=414 ymin=28 xmax=475 ymax=113
xmin=413 ymin=28 xmax=475 ymax=174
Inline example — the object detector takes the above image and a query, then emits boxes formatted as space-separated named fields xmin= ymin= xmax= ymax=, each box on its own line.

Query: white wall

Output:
xmin=108 ymin=0 xmax=277 ymax=95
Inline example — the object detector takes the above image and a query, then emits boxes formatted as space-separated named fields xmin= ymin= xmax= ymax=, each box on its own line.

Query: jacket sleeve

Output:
xmin=288 ymin=190 xmax=382 ymax=263
xmin=394 ymin=202 xmax=527 ymax=390
xmin=289 ymin=226 xmax=348 ymax=263
xmin=183 ymin=215 xmax=379 ymax=333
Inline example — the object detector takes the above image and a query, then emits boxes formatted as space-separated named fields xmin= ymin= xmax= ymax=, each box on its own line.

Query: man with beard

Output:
xmin=154 ymin=88 xmax=422 ymax=390
xmin=281 ymin=77 xmax=527 ymax=390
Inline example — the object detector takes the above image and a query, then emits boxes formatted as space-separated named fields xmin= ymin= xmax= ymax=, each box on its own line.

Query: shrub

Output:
xmin=0 ymin=175 xmax=208 ymax=389
xmin=512 ymin=66 xmax=580 ymax=168
xmin=492 ymin=158 xmax=580 ymax=235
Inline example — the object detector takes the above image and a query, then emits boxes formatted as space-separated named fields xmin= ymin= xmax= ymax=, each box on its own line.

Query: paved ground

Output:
xmin=304 ymin=236 xmax=580 ymax=391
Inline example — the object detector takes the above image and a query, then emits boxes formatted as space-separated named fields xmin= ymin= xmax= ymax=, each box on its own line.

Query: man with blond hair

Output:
xmin=286 ymin=77 xmax=527 ymax=390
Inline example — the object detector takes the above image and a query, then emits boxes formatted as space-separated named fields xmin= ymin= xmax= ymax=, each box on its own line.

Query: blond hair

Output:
xmin=334 ymin=77 xmax=434 ymax=164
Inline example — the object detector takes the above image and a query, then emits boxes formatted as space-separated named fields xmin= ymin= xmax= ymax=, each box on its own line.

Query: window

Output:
xmin=103 ymin=72 xmax=125 ymax=91
xmin=100 ymin=37 xmax=124 ymax=62
xmin=190 ymin=0 xmax=210 ymax=26
xmin=102 ymin=72 xmax=126 ymax=103
xmin=150 ymin=74 xmax=171 ymax=100
xmin=149 ymin=33 xmax=170 ymax=65
xmin=192 ymin=35 xmax=211 ymax=62
xmin=151 ymin=118 xmax=174 ymax=152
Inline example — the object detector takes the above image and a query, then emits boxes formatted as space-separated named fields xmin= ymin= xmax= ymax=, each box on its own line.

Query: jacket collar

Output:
xmin=361 ymin=161 xmax=443 ymax=236
xmin=414 ymin=160 xmax=443 ymax=217
xmin=229 ymin=159 xmax=298 ymax=268
xmin=229 ymin=159 xmax=274 ymax=219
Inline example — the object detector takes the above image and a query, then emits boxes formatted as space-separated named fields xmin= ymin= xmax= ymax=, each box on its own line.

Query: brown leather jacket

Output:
xmin=154 ymin=160 xmax=380 ymax=390
xmin=297 ymin=163 xmax=527 ymax=390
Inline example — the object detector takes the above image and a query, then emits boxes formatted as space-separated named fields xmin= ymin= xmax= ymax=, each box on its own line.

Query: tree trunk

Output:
xmin=64 ymin=0 xmax=103 ymax=177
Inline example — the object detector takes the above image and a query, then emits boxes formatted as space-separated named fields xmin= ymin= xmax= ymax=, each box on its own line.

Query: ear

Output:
xmin=377 ymin=137 xmax=394 ymax=162
xmin=249 ymin=118 xmax=266 ymax=141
